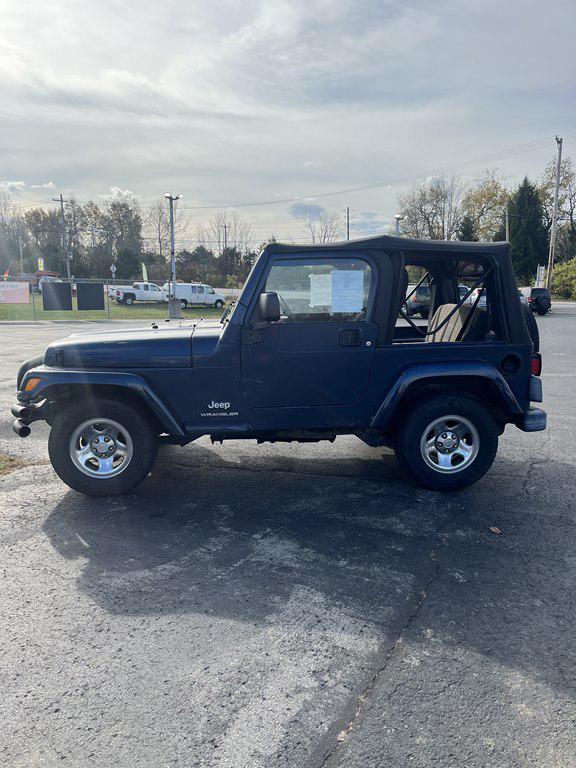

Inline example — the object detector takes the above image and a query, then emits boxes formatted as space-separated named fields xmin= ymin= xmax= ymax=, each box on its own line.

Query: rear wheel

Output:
xmin=419 ymin=309 xmax=429 ymax=319
xmin=180 ymin=299 xmax=188 ymax=309
xmin=48 ymin=398 xmax=158 ymax=496
xmin=124 ymin=295 xmax=134 ymax=306
xmin=395 ymin=393 xmax=499 ymax=490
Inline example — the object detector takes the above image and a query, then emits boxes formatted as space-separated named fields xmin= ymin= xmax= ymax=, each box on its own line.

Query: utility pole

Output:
xmin=505 ymin=207 xmax=510 ymax=242
xmin=52 ymin=194 xmax=71 ymax=279
xmin=346 ymin=206 xmax=350 ymax=241
xmin=546 ymin=136 xmax=563 ymax=290
xmin=221 ymin=223 xmax=229 ymax=253
xmin=18 ymin=234 xmax=23 ymax=275
xmin=164 ymin=193 xmax=182 ymax=319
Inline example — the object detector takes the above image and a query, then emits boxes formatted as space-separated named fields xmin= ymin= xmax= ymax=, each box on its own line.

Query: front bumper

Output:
xmin=516 ymin=407 xmax=547 ymax=432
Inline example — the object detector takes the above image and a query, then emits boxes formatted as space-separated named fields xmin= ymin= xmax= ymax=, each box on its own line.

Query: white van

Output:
xmin=161 ymin=282 xmax=225 ymax=310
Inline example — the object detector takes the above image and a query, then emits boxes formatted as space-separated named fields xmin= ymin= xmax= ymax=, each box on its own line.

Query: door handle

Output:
xmin=339 ymin=328 xmax=362 ymax=346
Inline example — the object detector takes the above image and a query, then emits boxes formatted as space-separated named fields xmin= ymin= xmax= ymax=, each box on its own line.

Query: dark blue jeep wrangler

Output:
xmin=12 ymin=235 xmax=545 ymax=496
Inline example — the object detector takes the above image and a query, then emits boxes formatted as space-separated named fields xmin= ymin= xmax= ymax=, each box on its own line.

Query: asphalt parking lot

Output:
xmin=1 ymin=307 xmax=576 ymax=768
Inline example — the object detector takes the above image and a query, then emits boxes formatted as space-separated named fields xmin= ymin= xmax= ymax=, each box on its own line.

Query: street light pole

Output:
xmin=394 ymin=214 xmax=404 ymax=236
xmin=546 ymin=136 xmax=563 ymax=290
xmin=164 ymin=193 xmax=182 ymax=319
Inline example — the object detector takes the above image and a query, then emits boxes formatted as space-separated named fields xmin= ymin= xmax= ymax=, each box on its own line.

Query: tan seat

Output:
xmin=426 ymin=303 xmax=476 ymax=343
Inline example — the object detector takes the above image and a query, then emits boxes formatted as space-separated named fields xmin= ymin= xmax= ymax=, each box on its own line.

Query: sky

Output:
xmin=0 ymin=0 xmax=574 ymax=245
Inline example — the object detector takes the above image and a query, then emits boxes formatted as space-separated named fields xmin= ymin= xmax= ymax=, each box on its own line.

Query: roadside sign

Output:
xmin=0 ymin=282 xmax=30 ymax=304
xmin=109 ymin=264 xmax=117 ymax=274
xmin=38 ymin=257 xmax=45 ymax=271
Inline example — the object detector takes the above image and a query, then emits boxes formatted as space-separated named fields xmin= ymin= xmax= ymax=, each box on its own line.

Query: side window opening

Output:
xmin=395 ymin=257 xmax=499 ymax=344
xmin=262 ymin=258 xmax=373 ymax=323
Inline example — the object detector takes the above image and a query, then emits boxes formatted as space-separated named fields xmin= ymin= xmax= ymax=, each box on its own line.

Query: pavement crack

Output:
xmin=318 ymin=504 xmax=464 ymax=768
xmin=318 ymin=561 xmax=441 ymax=768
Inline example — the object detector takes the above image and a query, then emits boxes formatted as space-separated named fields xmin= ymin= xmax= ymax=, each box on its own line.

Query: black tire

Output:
xmin=419 ymin=309 xmax=429 ymax=319
xmin=214 ymin=299 xmax=224 ymax=309
xmin=394 ymin=393 xmax=499 ymax=491
xmin=124 ymin=295 xmax=134 ymax=306
xmin=535 ymin=305 xmax=548 ymax=316
xmin=48 ymin=398 xmax=158 ymax=496
xmin=180 ymin=299 xmax=188 ymax=309
xmin=521 ymin=303 xmax=540 ymax=352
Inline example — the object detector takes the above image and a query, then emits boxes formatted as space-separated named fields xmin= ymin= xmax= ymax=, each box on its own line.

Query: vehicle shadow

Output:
xmin=41 ymin=444 xmax=575 ymax=696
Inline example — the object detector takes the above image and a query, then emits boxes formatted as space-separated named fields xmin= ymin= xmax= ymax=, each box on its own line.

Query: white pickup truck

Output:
xmin=108 ymin=282 xmax=164 ymax=305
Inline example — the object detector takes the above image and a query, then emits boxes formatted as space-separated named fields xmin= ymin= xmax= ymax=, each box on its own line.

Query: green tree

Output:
xmin=457 ymin=214 xmax=479 ymax=241
xmin=24 ymin=208 xmax=63 ymax=272
xmin=105 ymin=198 xmax=144 ymax=279
xmin=504 ymin=178 xmax=548 ymax=281
xmin=540 ymin=156 xmax=576 ymax=264
xmin=176 ymin=246 xmax=218 ymax=283
xmin=462 ymin=169 xmax=509 ymax=240
xmin=551 ymin=257 xmax=576 ymax=299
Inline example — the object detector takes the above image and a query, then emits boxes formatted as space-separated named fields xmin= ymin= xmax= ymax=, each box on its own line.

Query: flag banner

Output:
xmin=76 ymin=282 xmax=105 ymax=311
xmin=0 ymin=282 xmax=30 ymax=304
xmin=37 ymin=257 xmax=45 ymax=271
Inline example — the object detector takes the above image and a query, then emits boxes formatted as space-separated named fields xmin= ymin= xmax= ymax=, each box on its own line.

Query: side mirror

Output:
xmin=258 ymin=291 xmax=281 ymax=322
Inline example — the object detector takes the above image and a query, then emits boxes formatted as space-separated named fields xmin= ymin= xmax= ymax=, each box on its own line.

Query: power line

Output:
xmin=8 ymin=136 xmax=558 ymax=213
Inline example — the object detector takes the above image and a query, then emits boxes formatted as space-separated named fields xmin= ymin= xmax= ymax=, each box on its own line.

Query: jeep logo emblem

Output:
xmin=208 ymin=401 xmax=230 ymax=410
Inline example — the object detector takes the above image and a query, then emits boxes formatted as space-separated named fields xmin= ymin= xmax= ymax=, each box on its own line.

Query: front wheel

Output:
xmin=180 ymin=299 xmax=188 ymax=309
xmin=214 ymin=299 xmax=224 ymax=309
xmin=395 ymin=394 xmax=498 ymax=490
xmin=48 ymin=398 xmax=158 ymax=496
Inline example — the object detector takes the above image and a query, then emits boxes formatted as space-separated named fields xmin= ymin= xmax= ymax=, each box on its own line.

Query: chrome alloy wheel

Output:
xmin=69 ymin=418 xmax=134 ymax=478
xmin=420 ymin=415 xmax=479 ymax=474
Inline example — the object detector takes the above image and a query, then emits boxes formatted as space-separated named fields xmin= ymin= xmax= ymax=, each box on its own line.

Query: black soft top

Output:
xmin=264 ymin=235 xmax=529 ymax=344
xmin=268 ymin=234 xmax=510 ymax=263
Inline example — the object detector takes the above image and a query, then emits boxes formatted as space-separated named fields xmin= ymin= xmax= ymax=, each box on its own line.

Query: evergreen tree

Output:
xmin=506 ymin=177 xmax=548 ymax=281
xmin=457 ymin=215 xmax=479 ymax=241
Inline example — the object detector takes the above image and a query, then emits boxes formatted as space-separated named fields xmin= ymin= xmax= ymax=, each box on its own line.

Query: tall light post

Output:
xmin=394 ymin=214 xmax=405 ymax=236
xmin=164 ymin=193 xmax=182 ymax=319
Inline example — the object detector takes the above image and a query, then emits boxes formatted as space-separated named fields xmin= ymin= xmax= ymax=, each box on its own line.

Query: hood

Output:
xmin=43 ymin=321 xmax=207 ymax=369
xmin=191 ymin=319 xmax=225 ymax=357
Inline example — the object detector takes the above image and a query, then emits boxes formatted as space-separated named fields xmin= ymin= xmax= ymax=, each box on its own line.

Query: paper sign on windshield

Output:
xmin=331 ymin=270 xmax=364 ymax=313
xmin=309 ymin=273 xmax=332 ymax=307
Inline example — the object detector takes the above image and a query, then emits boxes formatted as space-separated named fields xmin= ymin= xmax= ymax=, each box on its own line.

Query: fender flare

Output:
xmin=370 ymin=362 xmax=523 ymax=429
xmin=19 ymin=367 xmax=186 ymax=437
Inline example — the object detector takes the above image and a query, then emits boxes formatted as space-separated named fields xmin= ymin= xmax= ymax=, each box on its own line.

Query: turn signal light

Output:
xmin=24 ymin=377 xmax=41 ymax=392
xmin=531 ymin=354 xmax=542 ymax=376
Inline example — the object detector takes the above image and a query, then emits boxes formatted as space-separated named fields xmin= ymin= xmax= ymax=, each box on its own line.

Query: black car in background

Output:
xmin=521 ymin=287 xmax=552 ymax=315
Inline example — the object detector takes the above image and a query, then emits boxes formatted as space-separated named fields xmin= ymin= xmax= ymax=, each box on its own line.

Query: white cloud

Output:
xmin=0 ymin=0 xmax=573 ymax=233
xmin=0 ymin=181 xmax=26 ymax=194
xmin=30 ymin=181 xmax=56 ymax=190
